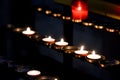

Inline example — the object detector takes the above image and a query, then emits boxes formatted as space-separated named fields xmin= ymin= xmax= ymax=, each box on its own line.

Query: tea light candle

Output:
xmin=22 ymin=27 xmax=35 ymax=35
xmin=74 ymin=45 xmax=88 ymax=56
xmin=55 ymin=38 xmax=68 ymax=46
xmin=27 ymin=70 xmax=41 ymax=76
xmin=42 ymin=36 xmax=55 ymax=43
xmin=87 ymin=50 xmax=101 ymax=59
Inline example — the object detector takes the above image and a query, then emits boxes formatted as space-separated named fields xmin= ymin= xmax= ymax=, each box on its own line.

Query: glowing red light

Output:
xmin=71 ymin=0 xmax=88 ymax=20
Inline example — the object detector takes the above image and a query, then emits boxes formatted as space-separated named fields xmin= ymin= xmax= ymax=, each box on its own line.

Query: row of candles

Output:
xmin=12 ymin=26 xmax=120 ymax=66
xmin=13 ymin=27 xmax=60 ymax=80
xmin=12 ymin=26 xmax=120 ymax=78
xmin=37 ymin=7 xmax=120 ymax=35
xmin=20 ymin=27 xmax=105 ymax=63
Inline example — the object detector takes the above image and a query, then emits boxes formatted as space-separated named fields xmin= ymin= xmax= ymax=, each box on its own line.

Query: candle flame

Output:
xmin=54 ymin=78 xmax=58 ymax=80
xmin=26 ymin=27 xmax=31 ymax=32
xmin=78 ymin=6 xmax=82 ymax=11
xmin=27 ymin=70 xmax=41 ymax=76
xmin=60 ymin=38 xmax=64 ymax=42
xmin=55 ymin=38 xmax=68 ymax=46
xmin=22 ymin=27 xmax=35 ymax=35
xmin=77 ymin=1 xmax=82 ymax=11
xmin=92 ymin=50 xmax=96 ymax=55
xmin=80 ymin=45 xmax=84 ymax=51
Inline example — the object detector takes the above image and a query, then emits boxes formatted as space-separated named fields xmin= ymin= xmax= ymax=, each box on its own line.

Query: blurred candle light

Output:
xmin=74 ymin=45 xmax=88 ymax=56
xmin=37 ymin=7 xmax=42 ymax=11
xmin=45 ymin=10 xmax=52 ymax=14
xmin=27 ymin=70 xmax=41 ymax=77
xmin=14 ymin=27 xmax=22 ymax=32
xmin=54 ymin=78 xmax=58 ymax=80
xmin=42 ymin=36 xmax=55 ymax=44
xmin=22 ymin=27 xmax=35 ymax=35
xmin=87 ymin=50 xmax=101 ymax=59
xmin=71 ymin=0 xmax=88 ymax=20
xmin=83 ymin=22 xmax=93 ymax=26
xmin=55 ymin=38 xmax=68 ymax=46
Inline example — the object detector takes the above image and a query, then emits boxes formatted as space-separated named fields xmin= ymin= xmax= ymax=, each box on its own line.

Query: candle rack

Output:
xmin=11 ymin=26 xmax=120 ymax=68
xmin=7 ymin=26 xmax=120 ymax=80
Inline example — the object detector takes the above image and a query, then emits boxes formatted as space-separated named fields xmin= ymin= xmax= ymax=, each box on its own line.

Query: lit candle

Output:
xmin=55 ymin=38 xmax=68 ymax=46
xmin=27 ymin=70 xmax=41 ymax=77
xmin=72 ymin=5 xmax=82 ymax=20
xmin=42 ymin=36 xmax=55 ymax=43
xmin=22 ymin=27 xmax=35 ymax=35
xmin=71 ymin=0 xmax=88 ymax=20
xmin=87 ymin=50 xmax=101 ymax=59
xmin=74 ymin=45 xmax=88 ymax=56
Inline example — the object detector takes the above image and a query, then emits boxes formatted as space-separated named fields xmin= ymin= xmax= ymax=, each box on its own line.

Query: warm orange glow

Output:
xmin=37 ymin=8 xmax=42 ymax=11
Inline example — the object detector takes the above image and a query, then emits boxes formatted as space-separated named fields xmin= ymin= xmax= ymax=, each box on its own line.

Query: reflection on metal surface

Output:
xmin=63 ymin=46 xmax=78 ymax=54
xmin=36 ymin=76 xmax=59 ymax=80
xmin=99 ymin=59 xmax=120 ymax=68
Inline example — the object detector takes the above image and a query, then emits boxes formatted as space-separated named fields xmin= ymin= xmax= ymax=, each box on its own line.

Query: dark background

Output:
xmin=0 ymin=0 xmax=120 ymax=80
